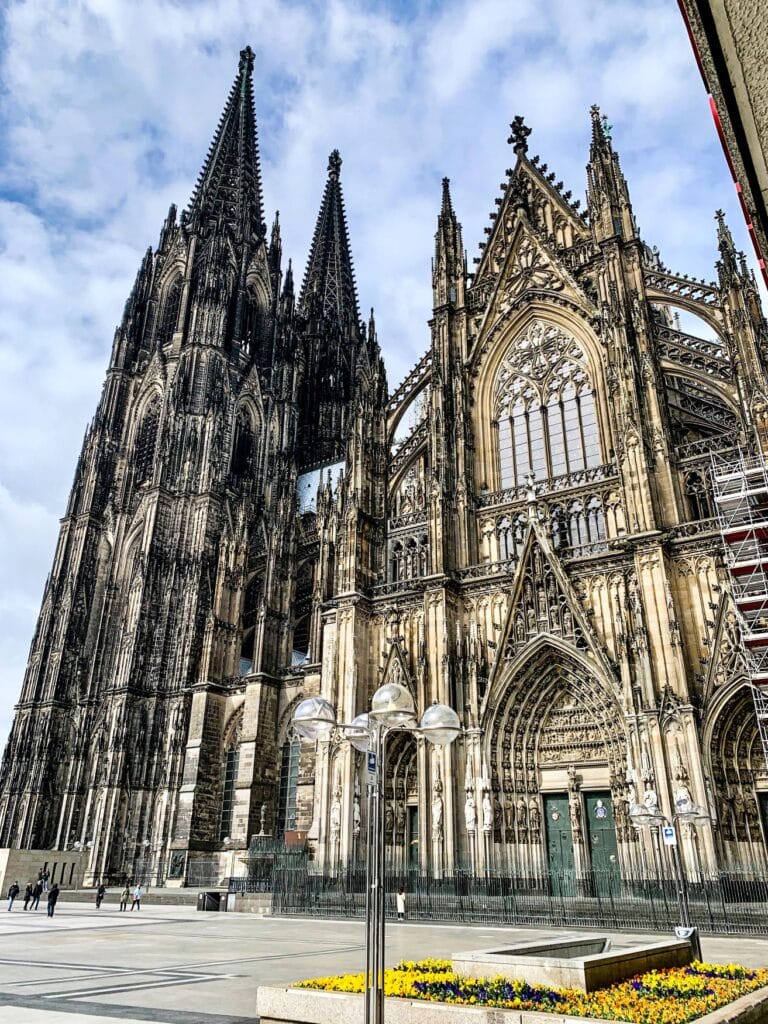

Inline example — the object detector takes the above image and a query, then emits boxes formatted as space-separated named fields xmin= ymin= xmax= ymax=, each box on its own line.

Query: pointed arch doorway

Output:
xmin=487 ymin=640 xmax=628 ymax=891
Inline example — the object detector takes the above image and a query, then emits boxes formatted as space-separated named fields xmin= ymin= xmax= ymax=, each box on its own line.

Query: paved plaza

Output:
xmin=0 ymin=900 xmax=765 ymax=1024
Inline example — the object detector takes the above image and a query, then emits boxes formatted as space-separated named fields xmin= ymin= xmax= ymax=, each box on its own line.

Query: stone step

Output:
xmin=60 ymin=887 xmax=204 ymax=906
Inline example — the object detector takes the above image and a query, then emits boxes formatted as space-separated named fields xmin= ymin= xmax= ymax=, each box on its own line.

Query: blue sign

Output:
xmin=367 ymin=751 xmax=378 ymax=779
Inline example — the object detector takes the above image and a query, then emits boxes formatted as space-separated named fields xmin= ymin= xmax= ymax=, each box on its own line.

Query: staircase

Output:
xmin=711 ymin=446 xmax=768 ymax=762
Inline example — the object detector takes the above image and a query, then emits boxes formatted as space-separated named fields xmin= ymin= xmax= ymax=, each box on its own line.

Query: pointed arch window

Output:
xmin=157 ymin=277 xmax=182 ymax=348
xmin=495 ymin=321 xmax=602 ymax=487
xmin=685 ymin=471 xmax=713 ymax=520
xmin=134 ymin=396 xmax=161 ymax=485
xmin=231 ymin=408 xmax=255 ymax=479
xmin=218 ymin=747 xmax=240 ymax=841
xmin=276 ymin=737 xmax=300 ymax=834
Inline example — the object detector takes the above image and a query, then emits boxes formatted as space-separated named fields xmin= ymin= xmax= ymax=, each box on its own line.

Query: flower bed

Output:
xmin=295 ymin=958 xmax=768 ymax=1024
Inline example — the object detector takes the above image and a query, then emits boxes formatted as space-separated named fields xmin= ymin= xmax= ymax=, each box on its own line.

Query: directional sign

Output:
xmin=367 ymin=751 xmax=378 ymax=781
xmin=662 ymin=825 xmax=677 ymax=847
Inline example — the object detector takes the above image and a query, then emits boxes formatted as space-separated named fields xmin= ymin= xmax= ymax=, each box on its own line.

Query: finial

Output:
xmin=441 ymin=177 xmax=453 ymax=216
xmin=239 ymin=46 xmax=255 ymax=74
xmin=328 ymin=149 xmax=342 ymax=177
xmin=508 ymin=115 xmax=531 ymax=156
xmin=715 ymin=208 xmax=735 ymax=254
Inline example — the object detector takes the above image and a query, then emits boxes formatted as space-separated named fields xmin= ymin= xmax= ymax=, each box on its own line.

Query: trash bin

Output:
xmin=674 ymin=926 xmax=702 ymax=962
xmin=197 ymin=891 xmax=223 ymax=912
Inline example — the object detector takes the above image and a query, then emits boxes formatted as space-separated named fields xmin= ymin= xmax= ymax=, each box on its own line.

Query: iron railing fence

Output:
xmin=270 ymin=863 xmax=768 ymax=935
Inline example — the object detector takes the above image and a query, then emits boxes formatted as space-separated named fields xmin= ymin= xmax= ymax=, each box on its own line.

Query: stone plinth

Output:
xmin=256 ymin=983 xmax=768 ymax=1024
xmin=453 ymin=935 xmax=692 ymax=993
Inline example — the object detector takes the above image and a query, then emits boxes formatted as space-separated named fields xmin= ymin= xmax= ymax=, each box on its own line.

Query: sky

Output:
xmin=0 ymin=0 xmax=760 ymax=748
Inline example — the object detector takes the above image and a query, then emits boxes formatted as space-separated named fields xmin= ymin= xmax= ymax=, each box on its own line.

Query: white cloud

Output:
xmin=0 ymin=0 xmax=759 ymax=749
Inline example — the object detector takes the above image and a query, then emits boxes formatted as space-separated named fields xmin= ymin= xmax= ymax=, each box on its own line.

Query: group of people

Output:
xmin=5 ymin=872 xmax=145 ymax=918
xmin=7 ymin=870 xmax=59 ymax=917
xmin=92 ymin=882 xmax=145 ymax=911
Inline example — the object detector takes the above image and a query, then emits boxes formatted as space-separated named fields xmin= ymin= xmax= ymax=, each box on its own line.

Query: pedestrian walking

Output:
xmin=6 ymin=881 xmax=19 ymax=912
xmin=31 ymin=881 xmax=42 ymax=910
xmin=95 ymin=883 xmax=106 ymax=909
xmin=119 ymin=884 xmax=130 ymax=912
xmin=46 ymin=883 xmax=59 ymax=918
xmin=130 ymin=884 xmax=143 ymax=911
xmin=22 ymin=883 xmax=33 ymax=911
xmin=396 ymin=887 xmax=406 ymax=921
xmin=6 ymin=880 xmax=19 ymax=913
xmin=42 ymin=870 xmax=49 ymax=893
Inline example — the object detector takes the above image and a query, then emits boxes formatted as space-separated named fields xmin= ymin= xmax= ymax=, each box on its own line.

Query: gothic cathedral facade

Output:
xmin=2 ymin=49 xmax=768 ymax=885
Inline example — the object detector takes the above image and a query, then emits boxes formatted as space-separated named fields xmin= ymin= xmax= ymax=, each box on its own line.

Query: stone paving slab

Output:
xmin=0 ymin=902 xmax=762 ymax=1023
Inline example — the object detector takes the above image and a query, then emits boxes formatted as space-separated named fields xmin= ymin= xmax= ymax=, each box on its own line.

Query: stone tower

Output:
xmin=0 ymin=48 xmax=381 ymax=885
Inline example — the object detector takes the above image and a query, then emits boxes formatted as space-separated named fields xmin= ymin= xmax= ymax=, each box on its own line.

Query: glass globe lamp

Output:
xmin=346 ymin=712 xmax=371 ymax=752
xmin=629 ymin=803 xmax=665 ymax=827
xmin=419 ymin=703 xmax=461 ymax=745
xmin=292 ymin=696 xmax=337 ymax=740
xmin=370 ymin=682 xmax=417 ymax=727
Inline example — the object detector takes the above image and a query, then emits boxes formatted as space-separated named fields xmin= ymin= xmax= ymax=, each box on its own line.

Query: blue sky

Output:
xmin=0 ymin=0 xmax=760 ymax=747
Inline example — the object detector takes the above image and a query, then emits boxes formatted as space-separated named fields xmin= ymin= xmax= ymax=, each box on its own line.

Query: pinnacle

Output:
xmin=441 ymin=177 xmax=453 ymax=217
xmin=186 ymin=45 xmax=265 ymax=240
xmin=299 ymin=151 xmax=359 ymax=327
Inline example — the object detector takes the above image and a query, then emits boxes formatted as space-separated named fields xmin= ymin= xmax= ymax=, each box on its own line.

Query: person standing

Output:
xmin=396 ymin=887 xmax=406 ymax=921
xmin=95 ymin=883 xmax=106 ymax=909
xmin=6 ymin=882 xmax=19 ymax=912
xmin=131 ymin=884 xmax=143 ymax=911
xmin=119 ymin=885 xmax=130 ymax=912
xmin=22 ymin=883 xmax=33 ymax=911
xmin=46 ymin=883 xmax=59 ymax=918
xmin=30 ymin=880 xmax=42 ymax=910
xmin=42 ymin=870 xmax=49 ymax=893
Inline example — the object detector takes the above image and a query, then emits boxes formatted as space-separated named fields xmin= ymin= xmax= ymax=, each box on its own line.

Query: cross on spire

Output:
xmin=299 ymin=150 xmax=360 ymax=327
xmin=187 ymin=46 xmax=265 ymax=240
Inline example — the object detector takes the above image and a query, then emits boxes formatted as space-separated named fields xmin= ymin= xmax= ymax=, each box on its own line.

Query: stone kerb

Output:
xmin=256 ymin=983 xmax=768 ymax=1024
xmin=452 ymin=937 xmax=693 ymax=992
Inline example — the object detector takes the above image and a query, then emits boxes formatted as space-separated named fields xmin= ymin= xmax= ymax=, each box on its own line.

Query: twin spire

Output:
xmin=188 ymin=48 xmax=359 ymax=330
xmin=299 ymin=149 xmax=360 ymax=328
xmin=188 ymin=46 xmax=265 ymax=239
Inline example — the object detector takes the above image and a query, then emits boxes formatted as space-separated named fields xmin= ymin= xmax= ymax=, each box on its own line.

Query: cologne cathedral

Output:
xmin=2 ymin=46 xmax=768 ymax=887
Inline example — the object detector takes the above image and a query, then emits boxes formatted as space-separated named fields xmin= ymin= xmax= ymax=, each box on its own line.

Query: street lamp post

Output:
xmin=630 ymin=796 xmax=706 ymax=960
xmin=293 ymin=684 xmax=461 ymax=1024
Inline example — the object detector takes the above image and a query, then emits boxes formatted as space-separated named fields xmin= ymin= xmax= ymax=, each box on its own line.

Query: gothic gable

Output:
xmin=380 ymin=638 xmax=415 ymax=702
xmin=484 ymin=516 xmax=616 ymax=710
xmin=470 ymin=218 xmax=595 ymax=354
xmin=703 ymin=594 xmax=750 ymax=705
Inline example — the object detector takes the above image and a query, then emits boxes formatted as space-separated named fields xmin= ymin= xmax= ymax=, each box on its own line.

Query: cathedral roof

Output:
xmin=187 ymin=46 xmax=265 ymax=241
xmin=299 ymin=150 xmax=360 ymax=329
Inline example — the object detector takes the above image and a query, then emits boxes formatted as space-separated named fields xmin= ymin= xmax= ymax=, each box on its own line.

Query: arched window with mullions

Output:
xmin=495 ymin=320 xmax=602 ymax=488
xmin=156 ymin=277 xmax=182 ymax=349
xmin=276 ymin=737 xmax=301 ymax=835
xmin=133 ymin=396 xmax=161 ymax=485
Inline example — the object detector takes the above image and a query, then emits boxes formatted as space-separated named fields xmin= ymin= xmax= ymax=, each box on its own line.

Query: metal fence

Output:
xmin=270 ymin=861 xmax=768 ymax=935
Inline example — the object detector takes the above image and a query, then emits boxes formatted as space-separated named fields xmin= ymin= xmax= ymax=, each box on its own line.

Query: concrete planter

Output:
xmin=256 ymin=983 xmax=768 ymax=1024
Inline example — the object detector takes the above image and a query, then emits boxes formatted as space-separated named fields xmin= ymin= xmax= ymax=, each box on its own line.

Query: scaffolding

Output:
xmin=711 ymin=447 xmax=768 ymax=763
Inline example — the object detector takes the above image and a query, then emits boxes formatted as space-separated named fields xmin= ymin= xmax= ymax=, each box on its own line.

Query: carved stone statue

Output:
xmin=482 ymin=792 xmax=494 ymax=832
xmin=352 ymin=788 xmax=361 ymax=839
xmin=385 ymin=801 xmax=394 ymax=837
xmin=330 ymin=789 xmax=341 ymax=842
xmin=569 ymin=792 xmax=582 ymax=839
xmin=643 ymin=786 xmax=659 ymax=814
xmin=431 ymin=777 xmax=444 ymax=842
xmin=528 ymin=798 xmax=541 ymax=836
xmin=464 ymin=791 xmax=477 ymax=833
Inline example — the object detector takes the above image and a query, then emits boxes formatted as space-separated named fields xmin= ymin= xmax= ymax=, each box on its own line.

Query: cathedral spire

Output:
xmin=433 ymin=177 xmax=464 ymax=308
xmin=187 ymin=46 xmax=265 ymax=240
xmin=586 ymin=104 xmax=636 ymax=242
xmin=299 ymin=149 xmax=360 ymax=329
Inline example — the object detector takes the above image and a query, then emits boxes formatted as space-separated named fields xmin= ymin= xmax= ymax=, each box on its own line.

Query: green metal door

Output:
xmin=585 ymin=791 xmax=620 ymax=896
xmin=544 ymin=794 xmax=575 ymax=893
